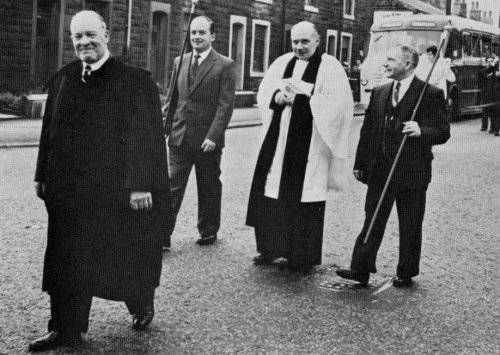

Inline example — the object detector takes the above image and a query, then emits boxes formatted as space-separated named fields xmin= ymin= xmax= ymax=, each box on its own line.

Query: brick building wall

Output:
xmin=1 ymin=0 xmax=427 ymax=96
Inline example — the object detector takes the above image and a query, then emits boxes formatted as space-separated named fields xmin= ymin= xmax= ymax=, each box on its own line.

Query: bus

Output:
xmin=360 ymin=14 xmax=500 ymax=118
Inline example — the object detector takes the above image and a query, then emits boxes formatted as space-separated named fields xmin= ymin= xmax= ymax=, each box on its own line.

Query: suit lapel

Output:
xmin=189 ymin=49 xmax=217 ymax=96
xmin=394 ymin=77 xmax=423 ymax=130
xmin=377 ymin=83 xmax=392 ymax=125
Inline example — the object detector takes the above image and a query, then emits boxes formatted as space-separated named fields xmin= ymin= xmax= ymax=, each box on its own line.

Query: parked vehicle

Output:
xmin=360 ymin=14 xmax=500 ymax=119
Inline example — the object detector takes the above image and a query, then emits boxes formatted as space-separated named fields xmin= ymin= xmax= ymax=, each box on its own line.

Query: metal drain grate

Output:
xmin=309 ymin=265 xmax=394 ymax=294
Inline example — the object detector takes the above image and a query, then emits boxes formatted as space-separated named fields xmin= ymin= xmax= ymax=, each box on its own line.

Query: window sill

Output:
xmin=304 ymin=5 xmax=319 ymax=13
xmin=255 ymin=0 xmax=273 ymax=4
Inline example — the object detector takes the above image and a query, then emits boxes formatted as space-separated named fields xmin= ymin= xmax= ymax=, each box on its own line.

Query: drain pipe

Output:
xmin=125 ymin=0 xmax=132 ymax=54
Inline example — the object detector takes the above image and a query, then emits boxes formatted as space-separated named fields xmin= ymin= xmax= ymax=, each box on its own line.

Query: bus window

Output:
xmin=463 ymin=32 xmax=472 ymax=57
xmin=471 ymin=34 xmax=481 ymax=57
xmin=493 ymin=42 xmax=499 ymax=56
xmin=445 ymin=30 xmax=462 ymax=59
xmin=481 ymin=36 xmax=492 ymax=57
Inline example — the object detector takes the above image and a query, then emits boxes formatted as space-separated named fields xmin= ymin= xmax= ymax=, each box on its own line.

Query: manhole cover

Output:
xmin=309 ymin=264 xmax=394 ymax=294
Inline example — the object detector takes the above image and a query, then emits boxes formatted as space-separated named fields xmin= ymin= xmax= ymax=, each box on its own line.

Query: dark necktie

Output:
xmin=393 ymin=81 xmax=401 ymax=106
xmin=82 ymin=65 xmax=91 ymax=83
xmin=189 ymin=54 xmax=200 ymax=86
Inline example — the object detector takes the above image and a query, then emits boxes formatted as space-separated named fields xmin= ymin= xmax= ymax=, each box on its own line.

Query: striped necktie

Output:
xmin=393 ymin=81 xmax=401 ymax=106
xmin=82 ymin=65 xmax=91 ymax=83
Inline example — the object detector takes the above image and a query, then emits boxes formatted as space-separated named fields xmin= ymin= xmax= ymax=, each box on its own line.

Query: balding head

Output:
xmin=290 ymin=21 xmax=320 ymax=60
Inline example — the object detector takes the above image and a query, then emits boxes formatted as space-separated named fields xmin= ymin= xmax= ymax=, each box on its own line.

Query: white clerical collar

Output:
xmin=192 ymin=47 xmax=211 ymax=64
xmin=82 ymin=50 xmax=111 ymax=73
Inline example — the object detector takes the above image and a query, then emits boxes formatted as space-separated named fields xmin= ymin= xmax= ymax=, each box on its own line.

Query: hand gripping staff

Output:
xmin=162 ymin=0 xmax=199 ymax=136
xmin=363 ymin=24 xmax=452 ymax=244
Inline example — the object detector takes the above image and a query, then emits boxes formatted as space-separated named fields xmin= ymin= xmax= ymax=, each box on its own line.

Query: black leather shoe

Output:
xmin=28 ymin=331 xmax=81 ymax=352
xmin=196 ymin=234 xmax=217 ymax=246
xmin=336 ymin=268 xmax=369 ymax=286
xmin=253 ymin=255 xmax=277 ymax=265
xmin=393 ymin=276 xmax=413 ymax=287
xmin=132 ymin=306 xmax=154 ymax=331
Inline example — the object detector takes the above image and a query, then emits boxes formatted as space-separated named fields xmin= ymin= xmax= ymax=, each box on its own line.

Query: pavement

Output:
xmin=0 ymin=105 xmax=366 ymax=148
xmin=0 ymin=116 xmax=499 ymax=354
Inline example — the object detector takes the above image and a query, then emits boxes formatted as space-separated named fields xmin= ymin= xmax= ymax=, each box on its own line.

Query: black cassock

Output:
xmin=246 ymin=50 xmax=325 ymax=266
xmin=35 ymin=58 xmax=170 ymax=301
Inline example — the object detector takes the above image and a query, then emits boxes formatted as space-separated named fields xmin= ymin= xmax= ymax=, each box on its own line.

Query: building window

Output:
xmin=343 ymin=0 xmax=355 ymax=20
xmin=148 ymin=2 xmax=171 ymax=87
xmin=250 ymin=19 xmax=270 ymax=77
xmin=229 ymin=15 xmax=247 ymax=90
xmin=326 ymin=29 xmax=338 ymax=57
xmin=340 ymin=32 xmax=353 ymax=66
xmin=305 ymin=0 xmax=319 ymax=13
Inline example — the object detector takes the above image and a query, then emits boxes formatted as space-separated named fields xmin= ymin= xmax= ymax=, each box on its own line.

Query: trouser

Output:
xmin=482 ymin=106 xmax=499 ymax=133
xmin=167 ymin=142 xmax=222 ymax=240
xmin=47 ymin=289 xmax=155 ymax=334
xmin=350 ymin=181 xmax=427 ymax=279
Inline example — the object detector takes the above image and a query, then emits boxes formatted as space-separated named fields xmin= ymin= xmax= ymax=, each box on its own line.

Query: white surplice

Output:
xmin=257 ymin=52 xmax=354 ymax=202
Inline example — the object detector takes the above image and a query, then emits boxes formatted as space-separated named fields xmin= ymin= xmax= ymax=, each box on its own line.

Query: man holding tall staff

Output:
xmin=336 ymin=45 xmax=450 ymax=287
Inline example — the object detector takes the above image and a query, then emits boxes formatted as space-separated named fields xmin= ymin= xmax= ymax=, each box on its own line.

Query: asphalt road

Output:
xmin=0 ymin=117 xmax=498 ymax=354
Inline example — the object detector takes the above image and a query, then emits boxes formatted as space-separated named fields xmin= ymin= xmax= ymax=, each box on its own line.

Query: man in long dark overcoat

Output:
xmin=29 ymin=10 xmax=170 ymax=352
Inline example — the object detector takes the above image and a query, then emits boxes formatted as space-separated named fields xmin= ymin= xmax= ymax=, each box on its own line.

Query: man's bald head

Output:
xmin=290 ymin=21 xmax=320 ymax=60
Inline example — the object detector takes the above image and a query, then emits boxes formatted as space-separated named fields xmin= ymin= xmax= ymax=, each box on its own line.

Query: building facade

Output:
xmin=1 ymin=0 xmax=436 ymax=102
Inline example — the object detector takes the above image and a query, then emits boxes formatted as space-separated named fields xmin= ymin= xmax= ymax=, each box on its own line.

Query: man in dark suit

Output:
xmin=29 ymin=11 xmax=170 ymax=351
xmin=336 ymin=45 xmax=450 ymax=287
xmin=163 ymin=16 xmax=236 ymax=247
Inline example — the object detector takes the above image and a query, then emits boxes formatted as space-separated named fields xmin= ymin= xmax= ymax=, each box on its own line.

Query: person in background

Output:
xmin=415 ymin=45 xmax=456 ymax=100
xmin=162 ymin=16 xmax=236 ymax=248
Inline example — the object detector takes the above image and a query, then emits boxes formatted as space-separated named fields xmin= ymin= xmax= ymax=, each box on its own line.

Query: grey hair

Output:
xmin=397 ymin=44 xmax=419 ymax=68
xmin=70 ymin=10 xmax=107 ymax=32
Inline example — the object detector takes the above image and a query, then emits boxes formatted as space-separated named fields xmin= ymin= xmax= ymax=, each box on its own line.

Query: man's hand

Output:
xmin=402 ymin=121 xmax=421 ymax=137
xmin=201 ymin=139 xmax=217 ymax=153
xmin=35 ymin=182 xmax=45 ymax=200
xmin=274 ymin=91 xmax=287 ymax=106
xmin=282 ymin=90 xmax=296 ymax=105
xmin=130 ymin=191 xmax=152 ymax=211
xmin=353 ymin=170 xmax=364 ymax=182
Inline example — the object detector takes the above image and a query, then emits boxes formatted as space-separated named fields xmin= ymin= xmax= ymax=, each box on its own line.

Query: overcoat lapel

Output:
xmin=189 ymin=50 xmax=217 ymax=95
xmin=377 ymin=83 xmax=392 ymax=125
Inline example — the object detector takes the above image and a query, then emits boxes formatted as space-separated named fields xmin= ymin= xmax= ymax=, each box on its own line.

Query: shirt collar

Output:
xmin=395 ymin=72 xmax=415 ymax=93
xmin=82 ymin=50 xmax=111 ymax=73
xmin=193 ymin=47 xmax=211 ymax=64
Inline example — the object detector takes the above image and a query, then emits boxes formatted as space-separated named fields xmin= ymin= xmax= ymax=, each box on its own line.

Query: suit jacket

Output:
xmin=165 ymin=49 xmax=236 ymax=149
xmin=354 ymin=76 xmax=450 ymax=188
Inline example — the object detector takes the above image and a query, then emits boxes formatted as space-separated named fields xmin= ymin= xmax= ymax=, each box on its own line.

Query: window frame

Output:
xmin=229 ymin=15 xmax=247 ymax=90
xmin=343 ymin=0 xmax=355 ymax=20
xmin=340 ymin=32 xmax=353 ymax=66
xmin=250 ymin=19 xmax=271 ymax=77
xmin=304 ymin=0 xmax=319 ymax=13
xmin=326 ymin=29 xmax=338 ymax=57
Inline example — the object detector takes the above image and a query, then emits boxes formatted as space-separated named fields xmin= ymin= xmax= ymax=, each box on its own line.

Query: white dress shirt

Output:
xmin=392 ymin=73 xmax=415 ymax=106
xmin=192 ymin=47 xmax=211 ymax=65
xmin=81 ymin=49 xmax=111 ymax=76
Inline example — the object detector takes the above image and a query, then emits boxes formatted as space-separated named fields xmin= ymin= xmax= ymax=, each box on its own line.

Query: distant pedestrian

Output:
xmin=30 ymin=10 xmax=170 ymax=352
xmin=163 ymin=15 xmax=236 ymax=248
xmin=246 ymin=21 xmax=353 ymax=270
xmin=479 ymin=56 xmax=499 ymax=136
xmin=336 ymin=45 xmax=450 ymax=287
xmin=415 ymin=45 xmax=456 ymax=100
